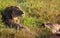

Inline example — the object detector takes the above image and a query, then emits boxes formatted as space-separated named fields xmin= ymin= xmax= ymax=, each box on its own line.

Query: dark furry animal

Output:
xmin=1 ymin=6 xmax=24 ymax=29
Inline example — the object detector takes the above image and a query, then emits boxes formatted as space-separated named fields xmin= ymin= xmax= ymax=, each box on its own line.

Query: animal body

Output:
xmin=1 ymin=6 xmax=37 ymax=35
xmin=40 ymin=23 xmax=60 ymax=35
xmin=45 ymin=23 xmax=60 ymax=35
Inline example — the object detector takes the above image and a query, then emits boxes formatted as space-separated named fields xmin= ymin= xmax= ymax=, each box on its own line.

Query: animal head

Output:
xmin=2 ymin=6 xmax=24 ymax=19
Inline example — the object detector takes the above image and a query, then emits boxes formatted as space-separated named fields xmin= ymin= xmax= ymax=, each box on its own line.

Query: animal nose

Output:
xmin=22 ymin=12 xmax=24 ymax=14
xmin=21 ymin=13 xmax=25 ymax=18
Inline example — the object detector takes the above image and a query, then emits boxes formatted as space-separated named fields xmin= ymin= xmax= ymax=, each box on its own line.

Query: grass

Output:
xmin=0 ymin=28 xmax=36 ymax=38
xmin=0 ymin=0 xmax=60 ymax=38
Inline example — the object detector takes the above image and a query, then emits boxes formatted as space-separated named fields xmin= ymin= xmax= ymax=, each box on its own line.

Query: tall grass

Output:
xmin=0 ymin=0 xmax=60 ymax=38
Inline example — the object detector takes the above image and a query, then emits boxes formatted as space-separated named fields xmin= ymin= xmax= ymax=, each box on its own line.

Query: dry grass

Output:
xmin=0 ymin=28 xmax=36 ymax=38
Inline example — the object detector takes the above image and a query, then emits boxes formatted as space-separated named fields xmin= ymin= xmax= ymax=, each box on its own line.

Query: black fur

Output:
xmin=1 ymin=6 xmax=24 ymax=29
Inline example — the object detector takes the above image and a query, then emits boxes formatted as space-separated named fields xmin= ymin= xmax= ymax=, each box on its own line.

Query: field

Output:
xmin=0 ymin=0 xmax=60 ymax=38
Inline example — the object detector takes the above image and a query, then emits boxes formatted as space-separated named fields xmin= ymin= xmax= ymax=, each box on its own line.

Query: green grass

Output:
xmin=0 ymin=0 xmax=60 ymax=38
